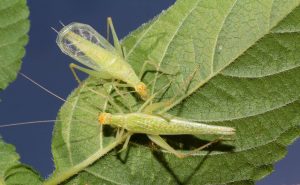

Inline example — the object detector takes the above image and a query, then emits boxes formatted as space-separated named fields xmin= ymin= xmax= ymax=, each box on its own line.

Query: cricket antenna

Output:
xmin=18 ymin=72 xmax=98 ymax=116
xmin=0 ymin=73 xmax=100 ymax=128
xmin=19 ymin=72 xmax=66 ymax=102
xmin=51 ymin=27 xmax=59 ymax=34
xmin=0 ymin=120 xmax=57 ymax=128
xmin=59 ymin=20 xmax=65 ymax=26
xmin=0 ymin=119 xmax=94 ymax=128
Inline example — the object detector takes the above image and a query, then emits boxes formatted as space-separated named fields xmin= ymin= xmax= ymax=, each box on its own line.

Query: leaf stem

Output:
xmin=43 ymin=133 xmax=130 ymax=185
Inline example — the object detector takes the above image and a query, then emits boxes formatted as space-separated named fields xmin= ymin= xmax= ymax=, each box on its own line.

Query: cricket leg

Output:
xmin=182 ymin=137 xmax=224 ymax=157
xmin=98 ymin=83 xmax=116 ymax=149
xmin=69 ymin=63 xmax=112 ymax=84
xmin=118 ymin=132 xmax=133 ymax=153
xmin=142 ymin=99 xmax=174 ymax=114
xmin=148 ymin=135 xmax=223 ymax=158
xmin=136 ymin=59 xmax=177 ymax=102
xmin=150 ymin=63 xmax=177 ymax=100
xmin=138 ymin=80 xmax=174 ymax=112
xmin=107 ymin=17 xmax=123 ymax=56
xmin=181 ymin=64 xmax=200 ymax=95
xmin=99 ymin=79 xmax=135 ymax=112
xmin=147 ymin=135 xmax=186 ymax=158
xmin=110 ymin=82 xmax=133 ymax=112
xmin=88 ymin=87 xmax=124 ymax=113
xmin=147 ymin=60 xmax=179 ymax=75
xmin=122 ymin=46 xmax=127 ymax=59
xmin=157 ymin=65 xmax=201 ymax=115
xmin=115 ymin=128 xmax=125 ymax=139
xmin=103 ymin=81 xmax=136 ymax=99
xmin=138 ymin=60 xmax=178 ymax=80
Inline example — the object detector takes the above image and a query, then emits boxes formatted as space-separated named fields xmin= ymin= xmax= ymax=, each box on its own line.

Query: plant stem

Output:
xmin=43 ymin=133 xmax=130 ymax=185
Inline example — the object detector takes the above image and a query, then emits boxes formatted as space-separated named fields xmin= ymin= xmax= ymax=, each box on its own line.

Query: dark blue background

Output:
xmin=0 ymin=1 xmax=299 ymax=184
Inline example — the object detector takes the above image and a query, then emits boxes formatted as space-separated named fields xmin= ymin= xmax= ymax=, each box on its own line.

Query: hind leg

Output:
xmin=148 ymin=135 xmax=223 ymax=158
xmin=106 ymin=17 xmax=123 ymax=56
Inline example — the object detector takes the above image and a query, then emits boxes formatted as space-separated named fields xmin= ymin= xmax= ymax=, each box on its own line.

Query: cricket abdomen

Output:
xmin=108 ymin=57 xmax=141 ymax=87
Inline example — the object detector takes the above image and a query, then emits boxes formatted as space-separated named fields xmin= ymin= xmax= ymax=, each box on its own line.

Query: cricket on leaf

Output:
xmin=1 ymin=18 xmax=236 ymax=158
xmin=0 ymin=18 xmax=236 ymax=184
xmin=1 ymin=18 xmax=235 ymax=158
xmin=94 ymin=76 xmax=236 ymax=158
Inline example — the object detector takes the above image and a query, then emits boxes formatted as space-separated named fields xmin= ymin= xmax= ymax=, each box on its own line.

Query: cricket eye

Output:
xmin=98 ymin=113 xmax=111 ymax=125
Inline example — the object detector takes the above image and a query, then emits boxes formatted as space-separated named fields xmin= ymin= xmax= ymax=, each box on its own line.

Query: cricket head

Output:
xmin=98 ymin=112 xmax=112 ymax=125
xmin=135 ymin=82 xmax=148 ymax=100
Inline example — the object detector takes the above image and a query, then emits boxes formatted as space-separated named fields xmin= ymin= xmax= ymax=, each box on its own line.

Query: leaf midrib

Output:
xmin=66 ymin=84 xmax=87 ymax=165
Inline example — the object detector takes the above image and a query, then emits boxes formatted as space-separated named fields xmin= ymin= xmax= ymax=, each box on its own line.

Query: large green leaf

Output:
xmin=0 ymin=0 xmax=29 ymax=91
xmin=47 ymin=0 xmax=300 ymax=184
xmin=0 ymin=138 xmax=42 ymax=185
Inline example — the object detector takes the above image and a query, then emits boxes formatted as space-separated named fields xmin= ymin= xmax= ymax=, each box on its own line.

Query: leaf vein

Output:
xmin=211 ymin=0 xmax=238 ymax=74
xmin=158 ymin=0 xmax=202 ymax=69
xmin=84 ymin=168 xmax=128 ymax=185
xmin=66 ymin=84 xmax=88 ymax=165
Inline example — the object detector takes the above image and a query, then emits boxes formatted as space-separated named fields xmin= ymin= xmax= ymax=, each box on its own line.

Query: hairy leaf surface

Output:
xmin=0 ymin=138 xmax=42 ymax=185
xmin=0 ymin=0 xmax=29 ymax=91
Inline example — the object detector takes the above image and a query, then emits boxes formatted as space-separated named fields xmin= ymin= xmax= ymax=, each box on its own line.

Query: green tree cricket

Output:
xmin=55 ymin=18 xmax=149 ymax=100
xmin=97 ymin=86 xmax=235 ymax=158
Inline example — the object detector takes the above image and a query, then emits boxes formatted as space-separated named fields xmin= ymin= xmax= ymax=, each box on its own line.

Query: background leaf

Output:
xmin=50 ymin=0 xmax=300 ymax=184
xmin=0 ymin=0 xmax=29 ymax=91
xmin=0 ymin=138 xmax=42 ymax=185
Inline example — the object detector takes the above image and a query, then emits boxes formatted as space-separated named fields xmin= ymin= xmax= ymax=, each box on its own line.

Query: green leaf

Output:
xmin=0 ymin=0 xmax=29 ymax=91
xmin=48 ymin=0 xmax=300 ymax=184
xmin=0 ymin=138 xmax=42 ymax=185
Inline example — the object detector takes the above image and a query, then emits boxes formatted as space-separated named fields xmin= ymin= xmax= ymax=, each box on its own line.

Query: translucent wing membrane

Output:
xmin=56 ymin=22 xmax=117 ymax=70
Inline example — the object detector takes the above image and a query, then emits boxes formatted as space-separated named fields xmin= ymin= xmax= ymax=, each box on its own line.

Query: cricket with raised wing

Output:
xmin=54 ymin=18 xmax=150 ymax=100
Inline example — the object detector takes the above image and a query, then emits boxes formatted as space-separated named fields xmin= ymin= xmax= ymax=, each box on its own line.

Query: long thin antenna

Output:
xmin=19 ymin=72 xmax=98 ymax=117
xmin=0 ymin=73 xmax=102 ymax=128
xmin=0 ymin=119 xmax=96 ymax=128
xmin=59 ymin=20 xmax=65 ymax=26
xmin=0 ymin=120 xmax=57 ymax=128
xmin=19 ymin=73 xmax=66 ymax=102
xmin=51 ymin=27 xmax=59 ymax=34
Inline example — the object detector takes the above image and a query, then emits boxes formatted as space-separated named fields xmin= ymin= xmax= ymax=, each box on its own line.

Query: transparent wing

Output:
xmin=56 ymin=22 xmax=119 ymax=70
